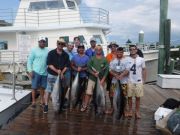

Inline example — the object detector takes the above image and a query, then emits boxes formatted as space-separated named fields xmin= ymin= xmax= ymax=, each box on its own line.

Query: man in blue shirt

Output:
xmin=86 ymin=37 xmax=104 ymax=58
xmin=27 ymin=37 xmax=49 ymax=109
xmin=71 ymin=45 xmax=89 ymax=108
xmin=85 ymin=37 xmax=96 ymax=58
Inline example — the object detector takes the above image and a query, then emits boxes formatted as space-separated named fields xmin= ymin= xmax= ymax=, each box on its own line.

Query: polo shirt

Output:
xmin=71 ymin=54 xmax=89 ymax=78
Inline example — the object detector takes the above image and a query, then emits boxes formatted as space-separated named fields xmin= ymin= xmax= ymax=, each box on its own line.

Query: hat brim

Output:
xmin=108 ymin=44 xmax=119 ymax=48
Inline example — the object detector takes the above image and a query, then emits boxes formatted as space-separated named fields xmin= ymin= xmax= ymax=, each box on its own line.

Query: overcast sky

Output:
xmin=1 ymin=0 xmax=180 ymax=44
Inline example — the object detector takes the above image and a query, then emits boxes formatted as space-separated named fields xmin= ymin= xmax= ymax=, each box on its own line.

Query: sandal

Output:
xmin=80 ymin=105 xmax=88 ymax=112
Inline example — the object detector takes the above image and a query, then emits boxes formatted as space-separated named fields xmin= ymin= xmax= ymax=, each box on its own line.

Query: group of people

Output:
xmin=27 ymin=36 xmax=146 ymax=119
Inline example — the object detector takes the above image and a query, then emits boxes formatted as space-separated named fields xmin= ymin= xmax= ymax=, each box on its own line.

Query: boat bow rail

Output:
xmin=0 ymin=7 xmax=109 ymax=28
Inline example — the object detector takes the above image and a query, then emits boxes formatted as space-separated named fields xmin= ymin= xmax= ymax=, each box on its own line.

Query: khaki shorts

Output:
xmin=110 ymin=83 xmax=128 ymax=97
xmin=128 ymin=83 xmax=144 ymax=97
xmin=86 ymin=79 xmax=106 ymax=95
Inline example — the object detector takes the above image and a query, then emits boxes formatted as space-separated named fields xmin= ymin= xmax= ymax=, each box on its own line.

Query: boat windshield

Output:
xmin=29 ymin=1 xmax=65 ymax=11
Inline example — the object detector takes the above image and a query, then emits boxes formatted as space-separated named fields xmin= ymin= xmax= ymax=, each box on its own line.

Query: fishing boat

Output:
xmin=0 ymin=0 xmax=161 ymax=82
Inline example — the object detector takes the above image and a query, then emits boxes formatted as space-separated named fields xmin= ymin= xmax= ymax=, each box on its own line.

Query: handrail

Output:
xmin=0 ymin=50 xmax=29 ymax=100
xmin=0 ymin=7 xmax=109 ymax=27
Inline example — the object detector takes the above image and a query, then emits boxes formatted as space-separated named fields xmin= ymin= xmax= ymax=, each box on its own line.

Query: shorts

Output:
xmin=31 ymin=71 xmax=47 ymax=90
xmin=45 ymin=74 xmax=57 ymax=93
xmin=86 ymin=79 xmax=106 ymax=95
xmin=110 ymin=83 xmax=128 ymax=97
xmin=128 ymin=83 xmax=144 ymax=97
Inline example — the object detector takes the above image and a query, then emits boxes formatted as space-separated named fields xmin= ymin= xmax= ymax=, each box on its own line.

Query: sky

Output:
xmin=0 ymin=0 xmax=180 ymax=45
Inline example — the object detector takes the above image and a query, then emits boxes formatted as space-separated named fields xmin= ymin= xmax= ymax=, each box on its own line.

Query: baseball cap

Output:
xmin=38 ymin=36 xmax=46 ymax=41
xmin=90 ymin=37 xmax=96 ymax=42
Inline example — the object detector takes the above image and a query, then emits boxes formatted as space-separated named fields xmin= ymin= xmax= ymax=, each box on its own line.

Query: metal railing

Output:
xmin=174 ymin=59 xmax=180 ymax=71
xmin=0 ymin=50 xmax=28 ymax=100
xmin=0 ymin=7 xmax=109 ymax=27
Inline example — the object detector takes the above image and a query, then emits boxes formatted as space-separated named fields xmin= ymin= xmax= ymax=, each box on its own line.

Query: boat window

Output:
xmin=66 ymin=0 xmax=76 ymax=9
xmin=60 ymin=36 xmax=69 ymax=43
xmin=78 ymin=35 xmax=85 ymax=44
xmin=46 ymin=1 xmax=59 ymax=9
xmin=93 ymin=35 xmax=103 ymax=44
xmin=29 ymin=1 xmax=65 ymax=11
xmin=0 ymin=41 xmax=8 ymax=50
xmin=45 ymin=38 xmax=48 ymax=47
xmin=29 ymin=1 xmax=46 ymax=11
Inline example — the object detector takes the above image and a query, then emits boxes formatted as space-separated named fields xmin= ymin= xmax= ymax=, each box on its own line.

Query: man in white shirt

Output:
xmin=107 ymin=47 xmax=129 ymax=115
xmin=127 ymin=45 xmax=146 ymax=119
xmin=72 ymin=37 xmax=81 ymax=55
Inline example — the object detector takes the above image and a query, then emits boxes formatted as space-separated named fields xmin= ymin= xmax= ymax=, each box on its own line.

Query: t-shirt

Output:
xmin=85 ymin=48 xmax=104 ymax=58
xmin=72 ymin=47 xmax=78 ymax=55
xmin=110 ymin=57 xmax=129 ymax=84
xmin=88 ymin=56 xmax=109 ymax=82
xmin=106 ymin=53 xmax=117 ymax=63
xmin=71 ymin=54 xmax=89 ymax=78
xmin=64 ymin=49 xmax=75 ymax=61
xmin=127 ymin=56 xmax=146 ymax=84
xmin=27 ymin=47 xmax=49 ymax=76
xmin=85 ymin=48 xmax=95 ymax=58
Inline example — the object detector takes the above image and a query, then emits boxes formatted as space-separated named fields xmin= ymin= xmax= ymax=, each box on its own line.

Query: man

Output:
xmin=127 ymin=45 xmax=146 ymax=119
xmin=86 ymin=37 xmax=104 ymax=58
xmin=63 ymin=42 xmax=75 ymax=105
xmin=27 ymin=37 xmax=49 ymax=109
xmin=43 ymin=38 xmax=70 ymax=113
xmin=106 ymin=42 xmax=118 ymax=63
xmin=85 ymin=37 xmax=96 ymax=58
xmin=105 ymin=42 xmax=118 ymax=114
xmin=72 ymin=37 xmax=81 ymax=55
xmin=71 ymin=45 xmax=89 ymax=108
xmin=81 ymin=45 xmax=109 ymax=112
xmin=64 ymin=42 xmax=75 ymax=61
xmin=108 ymin=47 xmax=129 ymax=115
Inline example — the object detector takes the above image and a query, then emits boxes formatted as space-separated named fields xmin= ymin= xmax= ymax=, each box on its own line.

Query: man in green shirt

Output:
xmin=27 ymin=37 xmax=49 ymax=109
xmin=81 ymin=45 xmax=109 ymax=112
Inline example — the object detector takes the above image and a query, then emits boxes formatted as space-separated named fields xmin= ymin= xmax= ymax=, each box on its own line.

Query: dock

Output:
xmin=0 ymin=84 xmax=179 ymax=135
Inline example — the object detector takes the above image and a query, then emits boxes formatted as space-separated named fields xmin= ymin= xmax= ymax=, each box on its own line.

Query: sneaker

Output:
xmin=80 ymin=105 xmax=87 ymax=112
xmin=31 ymin=104 xmax=36 ymax=109
xmin=43 ymin=105 xmax=48 ymax=113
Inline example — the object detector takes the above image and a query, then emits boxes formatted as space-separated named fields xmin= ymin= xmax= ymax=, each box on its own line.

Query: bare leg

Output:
xmin=32 ymin=89 xmax=36 ymax=104
xmin=128 ymin=97 xmax=133 ymax=117
xmin=135 ymin=97 xmax=141 ymax=119
xmin=44 ymin=92 xmax=50 ymax=105
xmin=81 ymin=94 xmax=91 ymax=111
xmin=39 ymin=88 xmax=45 ymax=104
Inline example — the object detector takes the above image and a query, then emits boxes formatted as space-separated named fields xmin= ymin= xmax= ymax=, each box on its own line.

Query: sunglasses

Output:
xmin=58 ymin=43 xmax=65 ymax=46
xmin=129 ymin=48 xmax=137 ymax=51
xmin=40 ymin=40 xmax=46 ymax=43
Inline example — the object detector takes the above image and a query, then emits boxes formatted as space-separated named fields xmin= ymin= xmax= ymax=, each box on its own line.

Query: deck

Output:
xmin=0 ymin=84 xmax=179 ymax=135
